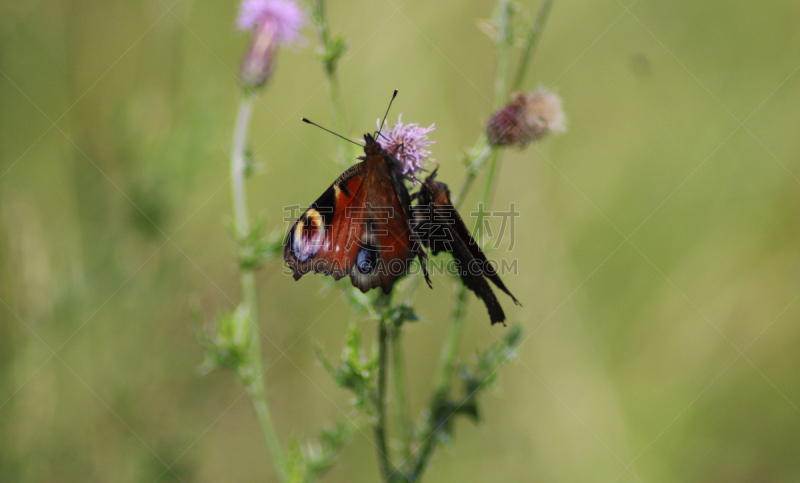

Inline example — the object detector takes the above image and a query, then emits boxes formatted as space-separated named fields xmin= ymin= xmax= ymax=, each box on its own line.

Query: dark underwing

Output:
xmin=412 ymin=169 xmax=521 ymax=325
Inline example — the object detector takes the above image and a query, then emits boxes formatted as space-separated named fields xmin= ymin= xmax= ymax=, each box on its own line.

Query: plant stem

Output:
xmin=411 ymin=4 xmax=521 ymax=477
xmin=409 ymin=285 xmax=468 ymax=480
xmin=512 ymin=0 xmax=555 ymax=92
xmin=391 ymin=323 xmax=412 ymax=462
xmin=478 ymin=0 xmax=513 ymax=216
xmin=375 ymin=312 xmax=394 ymax=481
xmin=313 ymin=0 xmax=353 ymax=168
xmin=475 ymin=0 xmax=557 ymax=242
xmin=474 ymin=149 xmax=501 ymax=246
xmin=454 ymin=0 xmax=513 ymax=210
xmin=493 ymin=0 xmax=513 ymax=109
xmin=453 ymin=136 xmax=492 ymax=210
xmin=247 ymin=369 xmax=285 ymax=481
xmin=432 ymin=286 xmax=469 ymax=398
xmin=231 ymin=91 xmax=285 ymax=481
xmin=328 ymin=73 xmax=351 ymax=166
xmin=231 ymin=93 xmax=254 ymax=239
xmin=456 ymin=0 xmax=555 ymax=210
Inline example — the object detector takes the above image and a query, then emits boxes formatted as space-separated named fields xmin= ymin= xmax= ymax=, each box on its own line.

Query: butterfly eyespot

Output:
xmin=293 ymin=209 xmax=325 ymax=262
xmin=355 ymin=244 xmax=379 ymax=273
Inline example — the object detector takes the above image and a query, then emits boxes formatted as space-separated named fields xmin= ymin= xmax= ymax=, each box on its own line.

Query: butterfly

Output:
xmin=283 ymin=112 xmax=431 ymax=294
xmin=284 ymin=91 xmax=519 ymax=324
xmin=412 ymin=169 xmax=520 ymax=325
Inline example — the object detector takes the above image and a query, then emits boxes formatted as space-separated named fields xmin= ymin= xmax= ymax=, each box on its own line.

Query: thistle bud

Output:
xmin=486 ymin=89 xmax=566 ymax=148
xmin=237 ymin=0 xmax=305 ymax=88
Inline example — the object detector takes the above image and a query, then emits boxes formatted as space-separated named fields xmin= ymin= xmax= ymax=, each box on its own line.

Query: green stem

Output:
xmin=457 ymin=0 xmax=555 ymax=210
xmin=492 ymin=0 xmax=514 ymax=109
xmin=247 ymin=362 xmax=285 ymax=481
xmin=231 ymin=93 xmax=254 ymax=239
xmin=313 ymin=0 xmax=353 ymax=168
xmin=409 ymin=285 xmax=468 ymax=480
xmin=375 ymin=312 xmax=395 ymax=481
xmin=231 ymin=92 xmax=286 ymax=481
xmin=328 ymin=72 xmax=350 ymax=165
xmin=454 ymin=0 xmax=516 ymax=210
xmin=474 ymin=149 xmax=501 ymax=246
xmin=324 ymin=53 xmax=351 ymax=169
xmin=453 ymin=136 xmax=492 ymax=210
xmin=410 ymin=4 xmax=520 ymax=477
xmin=391 ymin=323 xmax=412 ymax=462
xmin=512 ymin=0 xmax=555 ymax=92
xmin=432 ymin=286 xmax=468 ymax=399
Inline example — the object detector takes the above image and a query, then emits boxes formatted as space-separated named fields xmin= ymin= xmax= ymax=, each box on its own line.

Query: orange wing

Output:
xmin=284 ymin=162 xmax=368 ymax=281
xmin=348 ymin=151 xmax=426 ymax=293
xmin=284 ymin=153 xmax=429 ymax=294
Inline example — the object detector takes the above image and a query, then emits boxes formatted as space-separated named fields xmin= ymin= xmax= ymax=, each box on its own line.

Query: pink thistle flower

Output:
xmin=376 ymin=115 xmax=436 ymax=176
xmin=487 ymin=88 xmax=566 ymax=148
xmin=237 ymin=0 xmax=305 ymax=88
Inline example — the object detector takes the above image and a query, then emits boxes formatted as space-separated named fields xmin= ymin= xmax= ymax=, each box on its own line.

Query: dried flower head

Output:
xmin=486 ymin=88 xmax=566 ymax=148
xmin=376 ymin=115 xmax=436 ymax=176
xmin=237 ymin=0 xmax=305 ymax=88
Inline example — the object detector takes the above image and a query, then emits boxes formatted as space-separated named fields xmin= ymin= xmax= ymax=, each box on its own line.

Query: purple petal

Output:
xmin=377 ymin=114 xmax=436 ymax=176
xmin=237 ymin=0 xmax=305 ymax=44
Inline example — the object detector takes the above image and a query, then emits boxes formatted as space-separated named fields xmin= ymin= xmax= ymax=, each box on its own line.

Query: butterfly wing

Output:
xmin=349 ymin=152 xmax=429 ymax=293
xmin=413 ymin=173 xmax=520 ymax=325
xmin=284 ymin=162 xmax=368 ymax=282
xmin=284 ymin=152 xmax=429 ymax=294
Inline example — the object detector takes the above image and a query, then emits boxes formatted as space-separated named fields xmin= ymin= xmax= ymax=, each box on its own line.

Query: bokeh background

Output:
xmin=3 ymin=0 xmax=800 ymax=481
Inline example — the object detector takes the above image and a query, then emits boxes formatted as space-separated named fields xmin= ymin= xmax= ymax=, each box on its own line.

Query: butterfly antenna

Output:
xmin=301 ymin=118 xmax=362 ymax=146
xmin=377 ymin=89 xmax=399 ymax=137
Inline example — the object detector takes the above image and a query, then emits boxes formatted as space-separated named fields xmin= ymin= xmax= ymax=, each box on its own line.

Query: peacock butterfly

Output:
xmin=284 ymin=92 xmax=520 ymax=325
xmin=284 ymin=92 xmax=431 ymax=294
xmin=412 ymin=169 xmax=520 ymax=325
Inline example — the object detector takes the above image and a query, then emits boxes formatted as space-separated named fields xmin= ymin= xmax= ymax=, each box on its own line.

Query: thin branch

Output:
xmin=512 ymin=0 xmax=555 ymax=92
xmin=493 ymin=0 xmax=514 ymax=108
xmin=410 ymin=1 xmax=524 ymax=476
xmin=230 ymin=92 xmax=286 ymax=480
xmin=392 ymin=324 xmax=413 ymax=461
xmin=453 ymin=136 xmax=493 ymax=209
xmin=375 ymin=310 xmax=395 ymax=481
xmin=455 ymin=0 xmax=557 ymax=208
xmin=311 ymin=0 xmax=355 ymax=168
xmin=409 ymin=285 xmax=468 ymax=479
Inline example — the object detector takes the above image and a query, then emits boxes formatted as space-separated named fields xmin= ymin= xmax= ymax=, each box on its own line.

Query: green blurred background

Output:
xmin=3 ymin=0 xmax=800 ymax=481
